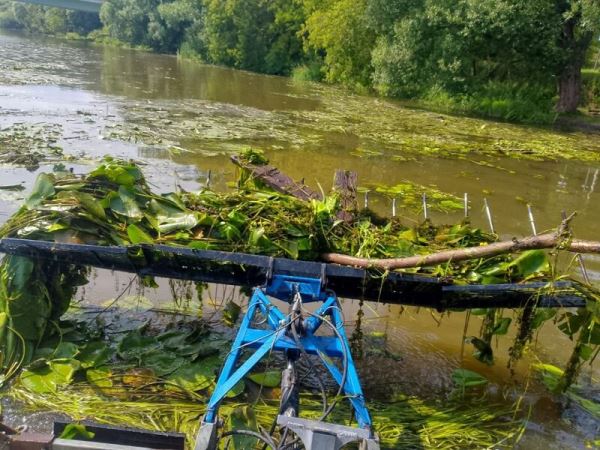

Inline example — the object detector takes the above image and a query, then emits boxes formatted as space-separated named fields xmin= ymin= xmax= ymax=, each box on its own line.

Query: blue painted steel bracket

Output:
xmin=201 ymin=274 xmax=374 ymax=438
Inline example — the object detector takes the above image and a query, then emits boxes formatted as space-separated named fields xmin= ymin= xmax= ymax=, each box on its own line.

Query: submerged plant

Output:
xmin=0 ymin=155 xmax=597 ymax=442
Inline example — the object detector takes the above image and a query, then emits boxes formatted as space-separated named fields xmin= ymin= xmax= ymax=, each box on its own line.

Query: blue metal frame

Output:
xmin=203 ymin=274 xmax=373 ymax=431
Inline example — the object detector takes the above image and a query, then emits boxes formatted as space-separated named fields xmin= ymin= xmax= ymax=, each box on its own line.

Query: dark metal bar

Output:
xmin=0 ymin=238 xmax=587 ymax=308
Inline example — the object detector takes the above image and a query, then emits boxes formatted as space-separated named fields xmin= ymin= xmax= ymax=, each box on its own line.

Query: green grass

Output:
xmin=421 ymin=81 xmax=557 ymax=125
xmin=582 ymin=69 xmax=600 ymax=106
xmin=291 ymin=62 xmax=323 ymax=82
xmin=177 ymin=42 xmax=204 ymax=62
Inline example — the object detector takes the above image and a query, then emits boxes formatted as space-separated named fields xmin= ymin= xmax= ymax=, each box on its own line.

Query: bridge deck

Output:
xmin=16 ymin=0 xmax=101 ymax=13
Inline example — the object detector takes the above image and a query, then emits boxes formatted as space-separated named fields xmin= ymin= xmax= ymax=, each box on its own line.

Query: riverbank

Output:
xmin=2 ymin=0 xmax=599 ymax=126
xmin=0 ymin=28 xmax=599 ymax=450
xmin=21 ymin=27 xmax=600 ymax=129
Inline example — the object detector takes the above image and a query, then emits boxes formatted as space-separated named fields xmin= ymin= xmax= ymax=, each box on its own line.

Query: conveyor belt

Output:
xmin=0 ymin=238 xmax=587 ymax=308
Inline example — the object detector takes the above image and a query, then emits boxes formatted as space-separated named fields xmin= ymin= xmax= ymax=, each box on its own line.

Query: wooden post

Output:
xmin=333 ymin=169 xmax=358 ymax=223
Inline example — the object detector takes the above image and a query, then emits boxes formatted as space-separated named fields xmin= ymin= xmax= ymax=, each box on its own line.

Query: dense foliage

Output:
xmin=0 ymin=0 xmax=599 ymax=120
xmin=1 ymin=2 xmax=99 ymax=35
xmin=0 ymin=155 xmax=596 ymax=447
xmin=0 ymin=155 xmax=598 ymax=392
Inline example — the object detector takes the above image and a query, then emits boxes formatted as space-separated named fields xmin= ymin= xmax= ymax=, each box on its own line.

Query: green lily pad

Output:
xmin=492 ymin=317 xmax=512 ymax=336
xmin=451 ymin=368 xmax=488 ymax=388
xmin=59 ymin=423 xmax=95 ymax=440
xmin=157 ymin=330 xmax=191 ymax=349
xmin=142 ymin=351 xmax=186 ymax=377
xmin=26 ymin=173 xmax=55 ymax=208
xmin=247 ymin=370 xmax=281 ymax=388
xmin=117 ymin=330 xmax=161 ymax=362
xmin=227 ymin=406 xmax=258 ymax=449
xmin=78 ymin=341 xmax=111 ymax=369
xmin=167 ymin=355 xmax=221 ymax=392
xmin=20 ymin=359 xmax=80 ymax=393
xmin=86 ymin=366 xmax=114 ymax=389
xmin=127 ymin=224 xmax=154 ymax=244
xmin=53 ymin=342 xmax=80 ymax=359
xmin=226 ymin=380 xmax=245 ymax=398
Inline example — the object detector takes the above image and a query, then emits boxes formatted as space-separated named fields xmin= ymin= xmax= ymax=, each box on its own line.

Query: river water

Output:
xmin=0 ymin=30 xmax=598 ymax=448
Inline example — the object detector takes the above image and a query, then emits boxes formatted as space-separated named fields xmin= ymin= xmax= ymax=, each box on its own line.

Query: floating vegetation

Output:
xmin=0 ymin=153 xmax=597 ymax=448
xmin=533 ymin=363 xmax=600 ymax=419
xmin=0 ymin=154 xmax=597 ymax=378
xmin=2 ymin=308 xmax=526 ymax=450
xmin=94 ymin=83 xmax=600 ymax=165
xmin=8 ymin=382 xmax=527 ymax=449
xmin=369 ymin=181 xmax=463 ymax=212
xmin=0 ymin=123 xmax=65 ymax=170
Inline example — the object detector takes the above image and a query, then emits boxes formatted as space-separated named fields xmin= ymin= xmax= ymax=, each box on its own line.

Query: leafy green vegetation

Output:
xmin=0 ymin=154 xmax=597 ymax=394
xmin=582 ymin=69 xmax=600 ymax=106
xmin=3 ymin=2 xmax=99 ymax=35
xmin=0 ymin=123 xmax=65 ymax=170
xmin=1 ymin=0 xmax=598 ymax=122
xmin=3 ymin=305 xmax=527 ymax=449
xmin=0 ymin=155 xmax=596 ymax=447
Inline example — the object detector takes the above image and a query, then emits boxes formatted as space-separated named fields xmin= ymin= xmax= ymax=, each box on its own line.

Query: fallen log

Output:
xmin=231 ymin=155 xmax=321 ymax=201
xmin=322 ymin=232 xmax=600 ymax=270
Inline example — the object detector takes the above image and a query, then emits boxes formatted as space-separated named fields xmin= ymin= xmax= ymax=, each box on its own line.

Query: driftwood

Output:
xmin=322 ymin=232 xmax=600 ymax=270
xmin=333 ymin=169 xmax=358 ymax=223
xmin=231 ymin=155 xmax=320 ymax=201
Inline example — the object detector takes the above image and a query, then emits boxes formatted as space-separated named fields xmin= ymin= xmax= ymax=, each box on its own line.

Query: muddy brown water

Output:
xmin=0 ymin=30 xmax=598 ymax=448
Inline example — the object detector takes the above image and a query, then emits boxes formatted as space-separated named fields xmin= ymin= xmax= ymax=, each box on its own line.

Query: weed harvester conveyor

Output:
xmin=0 ymin=238 xmax=587 ymax=308
xmin=0 ymin=237 xmax=588 ymax=450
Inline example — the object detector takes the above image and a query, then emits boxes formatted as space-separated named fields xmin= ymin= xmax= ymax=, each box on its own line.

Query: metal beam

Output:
xmin=16 ymin=0 xmax=102 ymax=13
xmin=0 ymin=238 xmax=589 ymax=309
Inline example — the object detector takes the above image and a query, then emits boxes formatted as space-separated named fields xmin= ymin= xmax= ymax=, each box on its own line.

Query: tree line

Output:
xmin=1 ymin=0 xmax=599 ymax=123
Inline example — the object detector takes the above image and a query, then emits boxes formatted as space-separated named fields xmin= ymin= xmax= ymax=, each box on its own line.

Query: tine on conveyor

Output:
xmin=483 ymin=198 xmax=495 ymax=234
xmin=561 ymin=210 xmax=590 ymax=284
xmin=527 ymin=204 xmax=537 ymax=236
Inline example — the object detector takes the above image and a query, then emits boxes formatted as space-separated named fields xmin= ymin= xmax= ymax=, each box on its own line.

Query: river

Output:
xmin=0 ymin=30 xmax=598 ymax=449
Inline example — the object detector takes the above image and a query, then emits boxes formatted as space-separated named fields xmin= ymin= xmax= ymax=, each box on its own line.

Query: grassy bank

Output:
xmin=1 ymin=0 xmax=599 ymax=127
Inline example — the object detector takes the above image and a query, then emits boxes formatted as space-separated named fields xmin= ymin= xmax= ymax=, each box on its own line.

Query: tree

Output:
xmin=302 ymin=0 xmax=375 ymax=88
xmin=201 ymin=0 xmax=304 ymax=74
xmin=555 ymin=0 xmax=600 ymax=112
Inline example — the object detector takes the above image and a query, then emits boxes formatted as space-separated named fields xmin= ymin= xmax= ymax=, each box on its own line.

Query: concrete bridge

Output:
xmin=15 ymin=0 xmax=102 ymax=13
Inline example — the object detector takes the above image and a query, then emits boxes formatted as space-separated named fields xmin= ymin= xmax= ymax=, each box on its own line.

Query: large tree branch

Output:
xmin=321 ymin=232 xmax=600 ymax=270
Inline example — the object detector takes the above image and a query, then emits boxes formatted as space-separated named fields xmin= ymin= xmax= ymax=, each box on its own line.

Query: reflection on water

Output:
xmin=0 ymin=29 xmax=598 ymax=449
xmin=98 ymin=46 xmax=321 ymax=111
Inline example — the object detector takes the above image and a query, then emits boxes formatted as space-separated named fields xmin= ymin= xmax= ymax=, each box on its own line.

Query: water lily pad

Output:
xmin=157 ymin=330 xmax=191 ymax=349
xmin=20 ymin=358 xmax=80 ymax=393
xmin=225 ymin=380 xmax=245 ymax=398
xmin=59 ymin=423 xmax=95 ymax=440
xmin=451 ymin=368 xmax=488 ymax=388
xmin=127 ymin=224 xmax=154 ymax=244
xmin=26 ymin=173 xmax=55 ymax=208
xmin=492 ymin=317 xmax=512 ymax=336
xmin=117 ymin=330 xmax=161 ymax=362
xmin=142 ymin=351 xmax=186 ymax=376
xmin=86 ymin=366 xmax=113 ymax=388
xmin=227 ymin=406 xmax=258 ymax=449
xmin=53 ymin=342 xmax=80 ymax=359
xmin=167 ymin=355 xmax=221 ymax=392
xmin=78 ymin=341 xmax=111 ymax=369
xmin=247 ymin=370 xmax=281 ymax=388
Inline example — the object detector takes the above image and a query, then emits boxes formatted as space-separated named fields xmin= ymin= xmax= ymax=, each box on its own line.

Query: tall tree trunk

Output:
xmin=556 ymin=4 xmax=594 ymax=113
xmin=556 ymin=61 xmax=583 ymax=112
